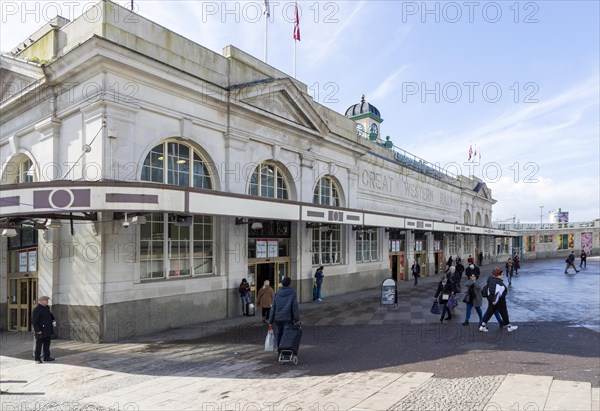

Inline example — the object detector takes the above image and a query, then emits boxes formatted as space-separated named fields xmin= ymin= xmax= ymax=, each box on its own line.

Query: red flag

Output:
xmin=293 ymin=2 xmax=301 ymax=41
xmin=468 ymin=145 xmax=472 ymax=160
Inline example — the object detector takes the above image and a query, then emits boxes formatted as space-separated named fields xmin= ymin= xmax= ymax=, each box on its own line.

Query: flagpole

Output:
xmin=264 ymin=0 xmax=269 ymax=63
xmin=293 ymin=38 xmax=296 ymax=78
xmin=265 ymin=14 xmax=268 ymax=63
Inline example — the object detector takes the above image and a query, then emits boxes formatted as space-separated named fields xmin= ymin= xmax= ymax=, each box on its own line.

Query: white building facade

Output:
xmin=0 ymin=1 xmax=514 ymax=342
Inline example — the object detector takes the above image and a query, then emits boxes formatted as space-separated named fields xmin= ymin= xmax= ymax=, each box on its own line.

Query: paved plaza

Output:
xmin=1 ymin=257 xmax=599 ymax=410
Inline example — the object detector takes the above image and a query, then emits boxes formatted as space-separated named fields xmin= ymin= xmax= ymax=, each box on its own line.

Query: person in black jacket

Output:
xmin=31 ymin=295 xmax=56 ymax=363
xmin=434 ymin=275 xmax=455 ymax=322
xmin=411 ymin=260 xmax=420 ymax=286
xmin=565 ymin=251 xmax=579 ymax=274
xmin=268 ymin=277 xmax=300 ymax=351
xmin=479 ymin=268 xmax=518 ymax=333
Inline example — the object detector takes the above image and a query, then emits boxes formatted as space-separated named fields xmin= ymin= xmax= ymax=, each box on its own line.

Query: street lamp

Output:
xmin=539 ymin=205 xmax=544 ymax=225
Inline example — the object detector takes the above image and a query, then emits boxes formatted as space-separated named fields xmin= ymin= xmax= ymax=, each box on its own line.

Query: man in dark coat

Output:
xmin=32 ymin=295 xmax=55 ymax=363
xmin=268 ymin=277 xmax=300 ymax=351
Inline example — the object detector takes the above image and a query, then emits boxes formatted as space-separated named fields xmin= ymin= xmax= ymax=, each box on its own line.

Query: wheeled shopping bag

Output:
xmin=278 ymin=324 xmax=302 ymax=365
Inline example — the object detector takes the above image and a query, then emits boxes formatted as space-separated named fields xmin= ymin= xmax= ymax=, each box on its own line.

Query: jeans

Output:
xmin=240 ymin=295 xmax=250 ymax=315
xmin=465 ymin=303 xmax=483 ymax=324
xmin=316 ymin=283 xmax=323 ymax=299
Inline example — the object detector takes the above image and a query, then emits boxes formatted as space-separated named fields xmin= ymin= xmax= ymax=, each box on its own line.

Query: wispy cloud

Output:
xmin=369 ymin=65 xmax=409 ymax=102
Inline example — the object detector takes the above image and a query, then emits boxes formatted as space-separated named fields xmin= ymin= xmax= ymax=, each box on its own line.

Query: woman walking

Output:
xmin=434 ymin=275 xmax=455 ymax=322
xmin=256 ymin=280 xmax=275 ymax=323
xmin=479 ymin=268 xmax=518 ymax=332
xmin=462 ymin=273 xmax=483 ymax=326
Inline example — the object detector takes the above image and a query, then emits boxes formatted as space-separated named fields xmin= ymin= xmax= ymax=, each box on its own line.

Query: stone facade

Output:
xmin=1 ymin=1 xmax=511 ymax=342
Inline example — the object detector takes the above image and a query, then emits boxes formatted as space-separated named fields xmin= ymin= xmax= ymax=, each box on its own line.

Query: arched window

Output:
xmin=141 ymin=141 xmax=212 ymax=189
xmin=311 ymin=176 xmax=343 ymax=266
xmin=139 ymin=141 xmax=214 ymax=280
xmin=248 ymin=163 xmax=288 ymax=199
xmin=313 ymin=176 xmax=340 ymax=206
xmin=2 ymin=156 xmax=35 ymax=184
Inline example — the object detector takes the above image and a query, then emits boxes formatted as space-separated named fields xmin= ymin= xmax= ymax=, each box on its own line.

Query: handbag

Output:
xmin=430 ymin=300 xmax=441 ymax=315
xmin=448 ymin=295 xmax=458 ymax=309
xmin=264 ymin=326 xmax=275 ymax=352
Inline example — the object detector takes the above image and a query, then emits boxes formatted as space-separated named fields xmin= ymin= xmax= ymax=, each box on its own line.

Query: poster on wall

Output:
xmin=28 ymin=249 xmax=37 ymax=272
xmin=581 ymin=232 xmax=593 ymax=255
xmin=19 ymin=251 xmax=27 ymax=272
xmin=256 ymin=240 xmax=267 ymax=258
xmin=267 ymin=240 xmax=278 ymax=258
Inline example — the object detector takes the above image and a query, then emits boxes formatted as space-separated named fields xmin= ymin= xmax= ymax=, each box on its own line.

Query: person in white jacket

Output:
xmin=479 ymin=268 xmax=518 ymax=333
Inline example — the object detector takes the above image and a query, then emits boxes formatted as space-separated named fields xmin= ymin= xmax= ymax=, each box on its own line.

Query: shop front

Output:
xmin=388 ymin=230 xmax=406 ymax=282
xmin=6 ymin=228 xmax=38 ymax=331
xmin=245 ymin=221 xmax=292 ymax=299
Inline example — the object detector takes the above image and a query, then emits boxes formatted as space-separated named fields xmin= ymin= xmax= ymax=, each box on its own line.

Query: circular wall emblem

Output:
xmin=49 ymin=189 xmax=74 ymax=209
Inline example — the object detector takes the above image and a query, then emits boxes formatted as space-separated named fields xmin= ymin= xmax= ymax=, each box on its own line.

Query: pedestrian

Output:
xmin=455 ymin=259 xmax=465 ymax=280
xmin=465 ymin=263 xmax=480 ymax=280
xmin=434 ymin=275 xmax=455 ymax=322
xmin=256 ymin=280 xmax=275 ymax=323
xmin=314 ymin=266 xmax=324 ymax=301
xmin=478 ymin=251 xmax=484 ymax=266
xmin=445 ymin=256 xmax=453 ymax=273
xmin=451 ymin=265 xmax=463 ymax=293
xmin=32 ymin=295 xmax=56 ymax=364
xmin=479 ymin=268 xmax=518 ymax=332
xmin=505 ymin=257 xmax=514 ymax=285
xmin=467 ymin=255 xmax=474 ymax=265
xmin=462 ymin=273 xmax=483 ymax=326
xmin=268 ymin=277 xmax=300 ymax=352
xmin=579 ymin=249 xmax=587 ymax=268
xmin=239 ymin=278 xmax=251 ymax=315
xmin=411 ymin=260 xmax=420 ymax=286
xmin=513 ymin=255 xmax=520 ymax=275
xmin=565 ymin=251 xmax=579 ymax=274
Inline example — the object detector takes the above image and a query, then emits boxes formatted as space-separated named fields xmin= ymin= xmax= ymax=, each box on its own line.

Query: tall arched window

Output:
xmin=313 ymin=176 xmax=340 ymax=207
xmin=141 ymin=142 xmax=212 ymax=189
xmin=248 ymin=163 xmax=288 ymax=199
xmin=139 ymin=141 xmax=214 ymax=280
xmin=311 ymin=176 xmax=343 ymax=266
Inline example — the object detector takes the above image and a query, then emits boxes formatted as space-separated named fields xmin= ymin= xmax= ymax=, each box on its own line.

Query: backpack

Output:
xmin=481 ymin=284 xmax=489 ymax=298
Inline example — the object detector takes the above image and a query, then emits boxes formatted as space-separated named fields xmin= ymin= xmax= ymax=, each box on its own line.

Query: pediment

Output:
xmin=233 ymin=79 xmax=328 ymax=134
xmin=0 ymin=56 xmax=44 ymax=101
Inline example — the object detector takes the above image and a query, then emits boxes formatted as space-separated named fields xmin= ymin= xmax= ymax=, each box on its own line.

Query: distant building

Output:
xmin=549 ymin=208 xmax=570 ymax=223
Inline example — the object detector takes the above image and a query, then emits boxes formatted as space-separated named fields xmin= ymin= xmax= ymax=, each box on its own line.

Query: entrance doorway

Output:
xmin=249 ymin=261 xmax=289 ymax=293
xmin=8 ymin=277 xmax=37 ymax=331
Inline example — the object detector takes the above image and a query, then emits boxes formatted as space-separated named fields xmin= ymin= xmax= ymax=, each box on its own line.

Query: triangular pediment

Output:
xmin=0 ymin=55 xmax=44 ymax=102
xmin=233 ymin=78 xmax=328 ymax=135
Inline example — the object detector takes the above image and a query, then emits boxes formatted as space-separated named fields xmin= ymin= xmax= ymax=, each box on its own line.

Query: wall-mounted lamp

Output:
xmin=131 ymin=216 xmax=147 ymax=225
xmin=1 ymin=228 xmax=18 ymax=238
xmin=236 ymin=218 xmax=263 ymax=230
xmin=46 ymin=219 xmax=62 ymax=229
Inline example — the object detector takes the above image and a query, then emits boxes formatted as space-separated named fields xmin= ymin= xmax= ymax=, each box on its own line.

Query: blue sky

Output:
xmin=2 ymin=0 xmax=599 ymax=223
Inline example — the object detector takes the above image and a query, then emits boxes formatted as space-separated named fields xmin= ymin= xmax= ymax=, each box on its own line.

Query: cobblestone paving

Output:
xmin=388 ymin=375 xmax=505 ymax=411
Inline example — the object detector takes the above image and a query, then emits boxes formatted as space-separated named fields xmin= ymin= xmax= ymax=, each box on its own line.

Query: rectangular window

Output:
xmin=447 ymin=235 xmax=457 ymax=255
xmin=539 ymin=234 xmax=553 ymax=243
xmin=356 ymin=230 xmax=379 ymax=263
xmin=312 ymin=225 xmax=342 ymax=266
xmin=140 ymin=213 xmax=213 ymax=280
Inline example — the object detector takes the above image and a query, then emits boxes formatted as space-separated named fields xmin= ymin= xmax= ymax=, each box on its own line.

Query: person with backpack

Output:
xmin=565 ymin=251 xmax=579 ymax=274
xmin=479 ymin=268 xmax=518 ymax=333
xmin=314 ymin=266 xmax=324 ymax=302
